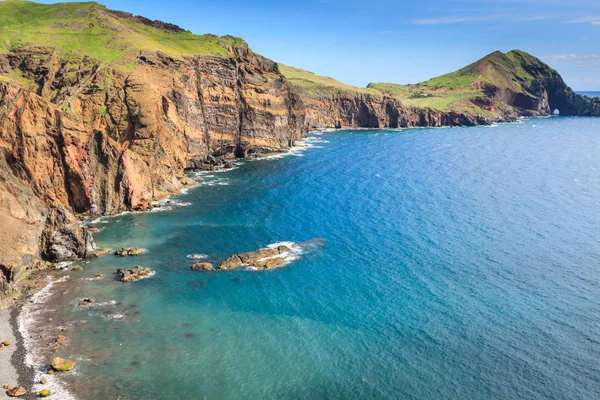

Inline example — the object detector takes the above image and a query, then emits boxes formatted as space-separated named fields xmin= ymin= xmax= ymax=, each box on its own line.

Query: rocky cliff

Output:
xmin=0 ymin=2 xmax=304 ymax=302
xmin=283 ymin=51 xmax=599 ymax=131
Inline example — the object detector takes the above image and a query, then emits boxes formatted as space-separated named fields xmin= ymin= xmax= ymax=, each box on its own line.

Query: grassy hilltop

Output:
xmin=0 ymin=0 xmax=244 ymax=64
xmin=281 ymin=50 xmax=564 ymax=115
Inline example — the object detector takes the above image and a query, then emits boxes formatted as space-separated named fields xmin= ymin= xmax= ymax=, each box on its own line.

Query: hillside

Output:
xmin=0 ymin=0 xmax=243 ymax=63
xmin=282 ymin=50 xmax=600 ymax=125
xmin=0 ymin=0 xmax=306 ymax=300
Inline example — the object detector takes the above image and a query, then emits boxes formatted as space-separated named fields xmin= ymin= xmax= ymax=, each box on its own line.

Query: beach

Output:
xmin=0 ymin=308 xmax=19 ymax=399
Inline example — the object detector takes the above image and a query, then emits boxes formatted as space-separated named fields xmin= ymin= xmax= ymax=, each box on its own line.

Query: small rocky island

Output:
xmin=117 ymin=266 xmax=153 ymax=282
xmin=218 ymin=245 xmax=293 ymax=270
xmin=115 ymin=248 xmax=147 ymax=257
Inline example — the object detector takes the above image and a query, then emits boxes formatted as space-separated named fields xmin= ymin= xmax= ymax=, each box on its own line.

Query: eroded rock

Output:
xmin=6 ymin=386 xmax=26 ymax=397
xmin=190 ymin=262 xmax=214 ymax=271
xmin=217 ymin=245 xmax=294 ymax=270
xmin=117 ymin=266 xmax=152 ymax=282
xmin=51 ymin=357 xmax=76 ymax=372
xmin=115 ymin=248 xmax=146 ymax=257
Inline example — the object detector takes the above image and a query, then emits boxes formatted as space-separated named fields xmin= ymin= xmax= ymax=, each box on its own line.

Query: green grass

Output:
xmin=282 ymin=50 xmax=549 ymax=113
xmin=0 ymin=0 xmax=243 ymax=65
xmin=279 ymin=64 xmax=381 ymax=99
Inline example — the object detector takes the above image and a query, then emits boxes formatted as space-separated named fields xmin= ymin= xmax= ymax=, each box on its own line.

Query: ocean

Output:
xmin=577 ymin=91 xmax=600 ymax=98
xmin=23 ymin=117 xmax=600 ymax=399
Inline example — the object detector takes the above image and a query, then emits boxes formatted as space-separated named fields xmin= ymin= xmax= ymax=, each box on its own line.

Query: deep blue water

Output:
xmin=36 ymin=117 xmax=600 ymax=399
xmin=577 ymin=91 xmax=600 ymax=98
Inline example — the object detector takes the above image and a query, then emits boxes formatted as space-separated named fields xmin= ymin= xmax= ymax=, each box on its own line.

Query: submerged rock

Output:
xmin=51 ymin=357 xmax=76 ymax=372
xmin=190 ymin=262 xmax=214 ymax=271
xmin=6 ymin=386 xmax=26 ymax=397
xmin=78 ymin=298 xmax=95 ymax=306
xmin=117 ymin=266 xmax=152 ymax=282
xmin=115 ymin=247 xmax=146 ymax=257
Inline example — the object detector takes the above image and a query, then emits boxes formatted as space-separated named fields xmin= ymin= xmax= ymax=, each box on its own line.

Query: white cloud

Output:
xmin=541 ymin=53 xmax=600 ymax=62
xmin=412 ymin=14 xmax=555 ymax=25
xmin=412 ymin=14 xmax=505 ymax=25
xmin=568 ymin=16 xmax=600 ymax=25
xmin=519 ymin=16 xmax=551 ymax=21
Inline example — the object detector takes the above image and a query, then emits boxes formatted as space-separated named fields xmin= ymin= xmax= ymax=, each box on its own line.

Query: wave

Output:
xmin=187 ymin=254 xmax=208 ymax=260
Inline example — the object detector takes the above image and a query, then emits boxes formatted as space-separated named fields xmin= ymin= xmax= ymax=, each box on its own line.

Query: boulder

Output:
xmin=114 ymin=248 xmax=146 ymax=257
xmin=2 ymin=339 xmax=11 ymax=346
xmin=255 ymin=257 xmax=286 ymax=269
xmin=190 ymin=262 xmax=214 ymax=271
xmin=6 ymin=386 xmax=26 ymax=397
xmin=238 ymin=248 xmax=278 ymax=265
xmin=78 ymin=298 xmax=95 ymax=306
xmin=117 ymin=266 xmax=152 ymax=282
xmin=51 ymin=357 xmax=76 ymax=371
xmin=93 ymin=248 xmax=112 ymax=258
xmin=218 ymin=244 xmax=296 ymax=270
xmin=217 ymin=255 xmax=243 ymax=270
xmin=277 ymin=245 xmax=292 ymax=253
xmin=39 ymin=389 xmax=51 ymax=397
xmin=40 ymin=378 xmax=47 ymax=384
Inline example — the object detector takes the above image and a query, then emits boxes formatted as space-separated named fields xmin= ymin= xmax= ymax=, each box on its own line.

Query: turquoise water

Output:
xmin=39 ymin=117 xmax=600 ymax=399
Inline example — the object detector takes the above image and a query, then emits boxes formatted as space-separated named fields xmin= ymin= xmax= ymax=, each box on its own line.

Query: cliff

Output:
xmin=282 ymin=51 xmax=600 ymax=130
xmin=0 ymin=1 xmax=303 ymax=301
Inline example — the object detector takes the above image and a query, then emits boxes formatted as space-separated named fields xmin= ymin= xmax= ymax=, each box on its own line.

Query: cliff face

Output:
xmin=0 ymin=43 xmax=304 ymax=300
xmin=300 ymin=94 xmax=490 ymax=130
xmin=289 ymin=50 xmax=599 ymax=131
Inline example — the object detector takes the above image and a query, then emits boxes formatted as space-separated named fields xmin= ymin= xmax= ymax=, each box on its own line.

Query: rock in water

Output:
xmin=255 ymin=257 xmax=286 ymax=269
xmin=217 ymin=255 xmax=243 ymax=270
xmin=39 ymin=389 xmax=51 ymax=397
xmin=117 ymin=266 xmax=152 ymax=282
xmin=51 ymin=357 xmax=76 ymax=371
xmin=78 ymin=298 xmax=95 ymax=306
xmin=93 ymin=248 xmax=113 ymax=258
xmin=218 ymin=244 xmax=295 ymax=270
xmin=6 ymin=386 xmax=27 ymax=397
xmin=115 ymin=248 xmax=146 ymax=257
xmin=190 ymin=262 xmax=214 ymax=271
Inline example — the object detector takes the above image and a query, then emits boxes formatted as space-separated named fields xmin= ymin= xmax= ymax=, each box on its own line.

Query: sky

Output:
xmin=38 ymin=0 xmax=600 ymax=90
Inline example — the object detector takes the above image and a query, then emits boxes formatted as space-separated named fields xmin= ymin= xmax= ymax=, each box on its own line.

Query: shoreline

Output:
xmin=0 ymin=132 xmax=322 ymax=400
xmin=1 ymin=277 xmax=44 ymax=400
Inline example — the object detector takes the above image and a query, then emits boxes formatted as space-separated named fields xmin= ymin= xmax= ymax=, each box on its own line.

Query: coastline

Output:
xmin=0 ymin=133 xmax=321 ymax=400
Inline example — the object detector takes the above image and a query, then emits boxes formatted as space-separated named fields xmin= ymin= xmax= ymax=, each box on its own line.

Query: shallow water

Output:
xmin=34 ymin=117 xmax=600 ymax=399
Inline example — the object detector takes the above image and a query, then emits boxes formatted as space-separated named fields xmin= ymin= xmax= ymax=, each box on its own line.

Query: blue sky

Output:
xmin=39 ymin=0 xmax=600 ymax=89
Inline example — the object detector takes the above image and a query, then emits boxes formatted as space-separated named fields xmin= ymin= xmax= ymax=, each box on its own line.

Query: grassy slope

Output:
xmin=281 ymin=50 xmax=545 ymax=113
xmin=0 ymin=0 xmax=243 ymax=65
xmin=368 ymin=50 xmax=543 ymax=112
xmin=279 ymin=64 xmax=381 ymax=99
